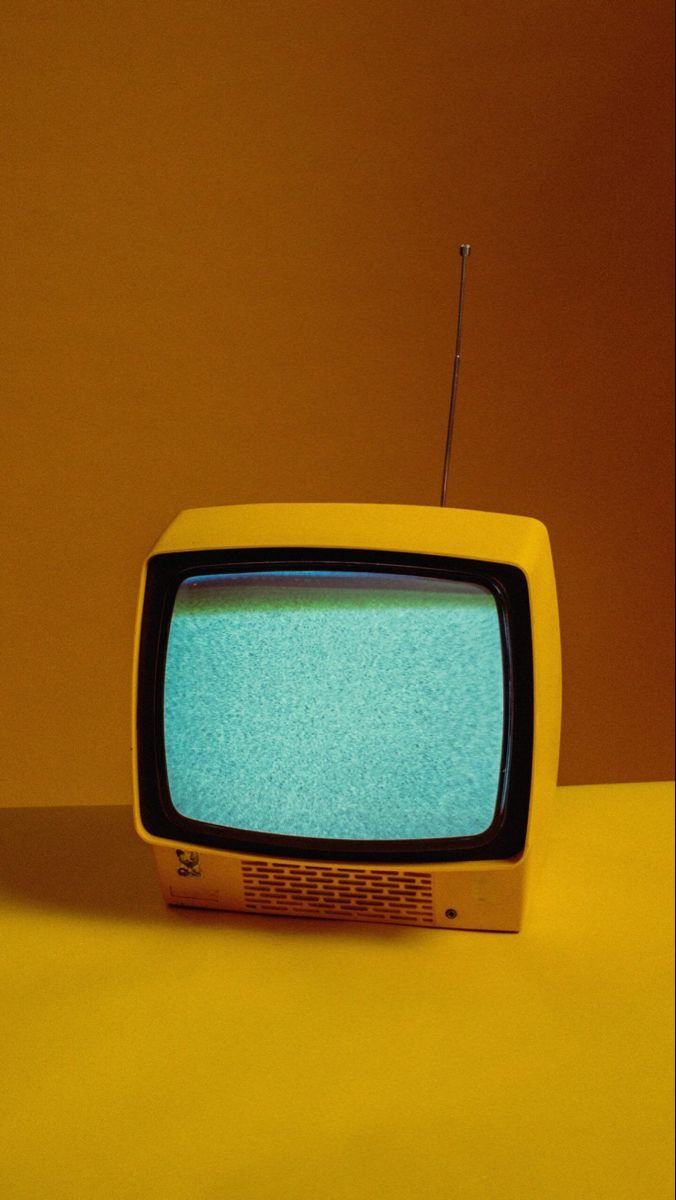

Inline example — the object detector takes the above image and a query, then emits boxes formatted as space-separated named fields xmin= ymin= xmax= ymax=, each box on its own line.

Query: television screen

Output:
xmin=136 ymin=541 xmax=536 ymax=865
xmin=163 ymin=569 xmax=505 ymax=842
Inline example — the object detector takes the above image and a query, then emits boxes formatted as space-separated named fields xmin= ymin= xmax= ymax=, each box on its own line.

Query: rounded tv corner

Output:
xmin=132 ymin=503 xmax=561 ymax=871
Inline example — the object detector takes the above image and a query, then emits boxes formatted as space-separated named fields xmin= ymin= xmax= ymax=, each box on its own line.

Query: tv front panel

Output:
xmin=133 ymin=503 xmax=561 ymax=931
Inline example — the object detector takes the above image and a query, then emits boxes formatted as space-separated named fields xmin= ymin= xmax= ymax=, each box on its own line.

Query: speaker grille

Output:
xmin=241 ymin=859 xmax=435 ymax=925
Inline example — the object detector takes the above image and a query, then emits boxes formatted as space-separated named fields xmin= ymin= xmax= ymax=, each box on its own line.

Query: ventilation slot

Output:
xmin=241 ymin=860 xmax=434 ymax=925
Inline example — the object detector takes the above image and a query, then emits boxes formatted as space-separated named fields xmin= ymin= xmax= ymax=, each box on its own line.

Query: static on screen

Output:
xmin=163 ymin=571 xmax=505 ymax=841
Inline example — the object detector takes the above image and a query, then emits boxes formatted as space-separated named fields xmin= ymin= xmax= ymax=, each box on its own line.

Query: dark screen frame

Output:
xmin=136 ymin=548 xmax=534 ymax=862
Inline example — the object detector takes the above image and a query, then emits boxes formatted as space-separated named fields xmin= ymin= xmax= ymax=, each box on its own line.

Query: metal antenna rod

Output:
xmin=440 ymin=244 xmax=472 ymax=507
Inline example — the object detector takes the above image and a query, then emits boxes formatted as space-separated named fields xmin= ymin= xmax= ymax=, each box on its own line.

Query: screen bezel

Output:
xmin=136 ymin=548 xmax=534 ymax=862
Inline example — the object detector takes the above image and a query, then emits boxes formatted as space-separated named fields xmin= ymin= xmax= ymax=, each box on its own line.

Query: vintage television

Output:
xmin=132 ymin=501 xmax=561 ymax=931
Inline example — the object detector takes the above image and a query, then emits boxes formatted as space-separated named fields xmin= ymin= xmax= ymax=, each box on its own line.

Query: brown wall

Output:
xmin=2 ymin=0 xmax=673 ymax=806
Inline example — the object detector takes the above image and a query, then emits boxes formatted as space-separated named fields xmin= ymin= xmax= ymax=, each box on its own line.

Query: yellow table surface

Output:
xmin=1 ymin=783 xmax=674 ymax=1200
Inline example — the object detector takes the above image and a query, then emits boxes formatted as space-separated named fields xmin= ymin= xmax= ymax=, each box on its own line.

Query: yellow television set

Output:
xmin=132 ymin=501 xmax=561 ymax=931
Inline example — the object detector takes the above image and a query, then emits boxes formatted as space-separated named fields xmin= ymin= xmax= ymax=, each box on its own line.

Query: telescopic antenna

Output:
xmin=440 ymin=243 xmax=472 ymax=507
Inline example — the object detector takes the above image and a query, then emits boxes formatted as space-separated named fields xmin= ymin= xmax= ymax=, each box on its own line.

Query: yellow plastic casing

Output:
xmin=132 ymin=503 xmax=561 ymax=931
